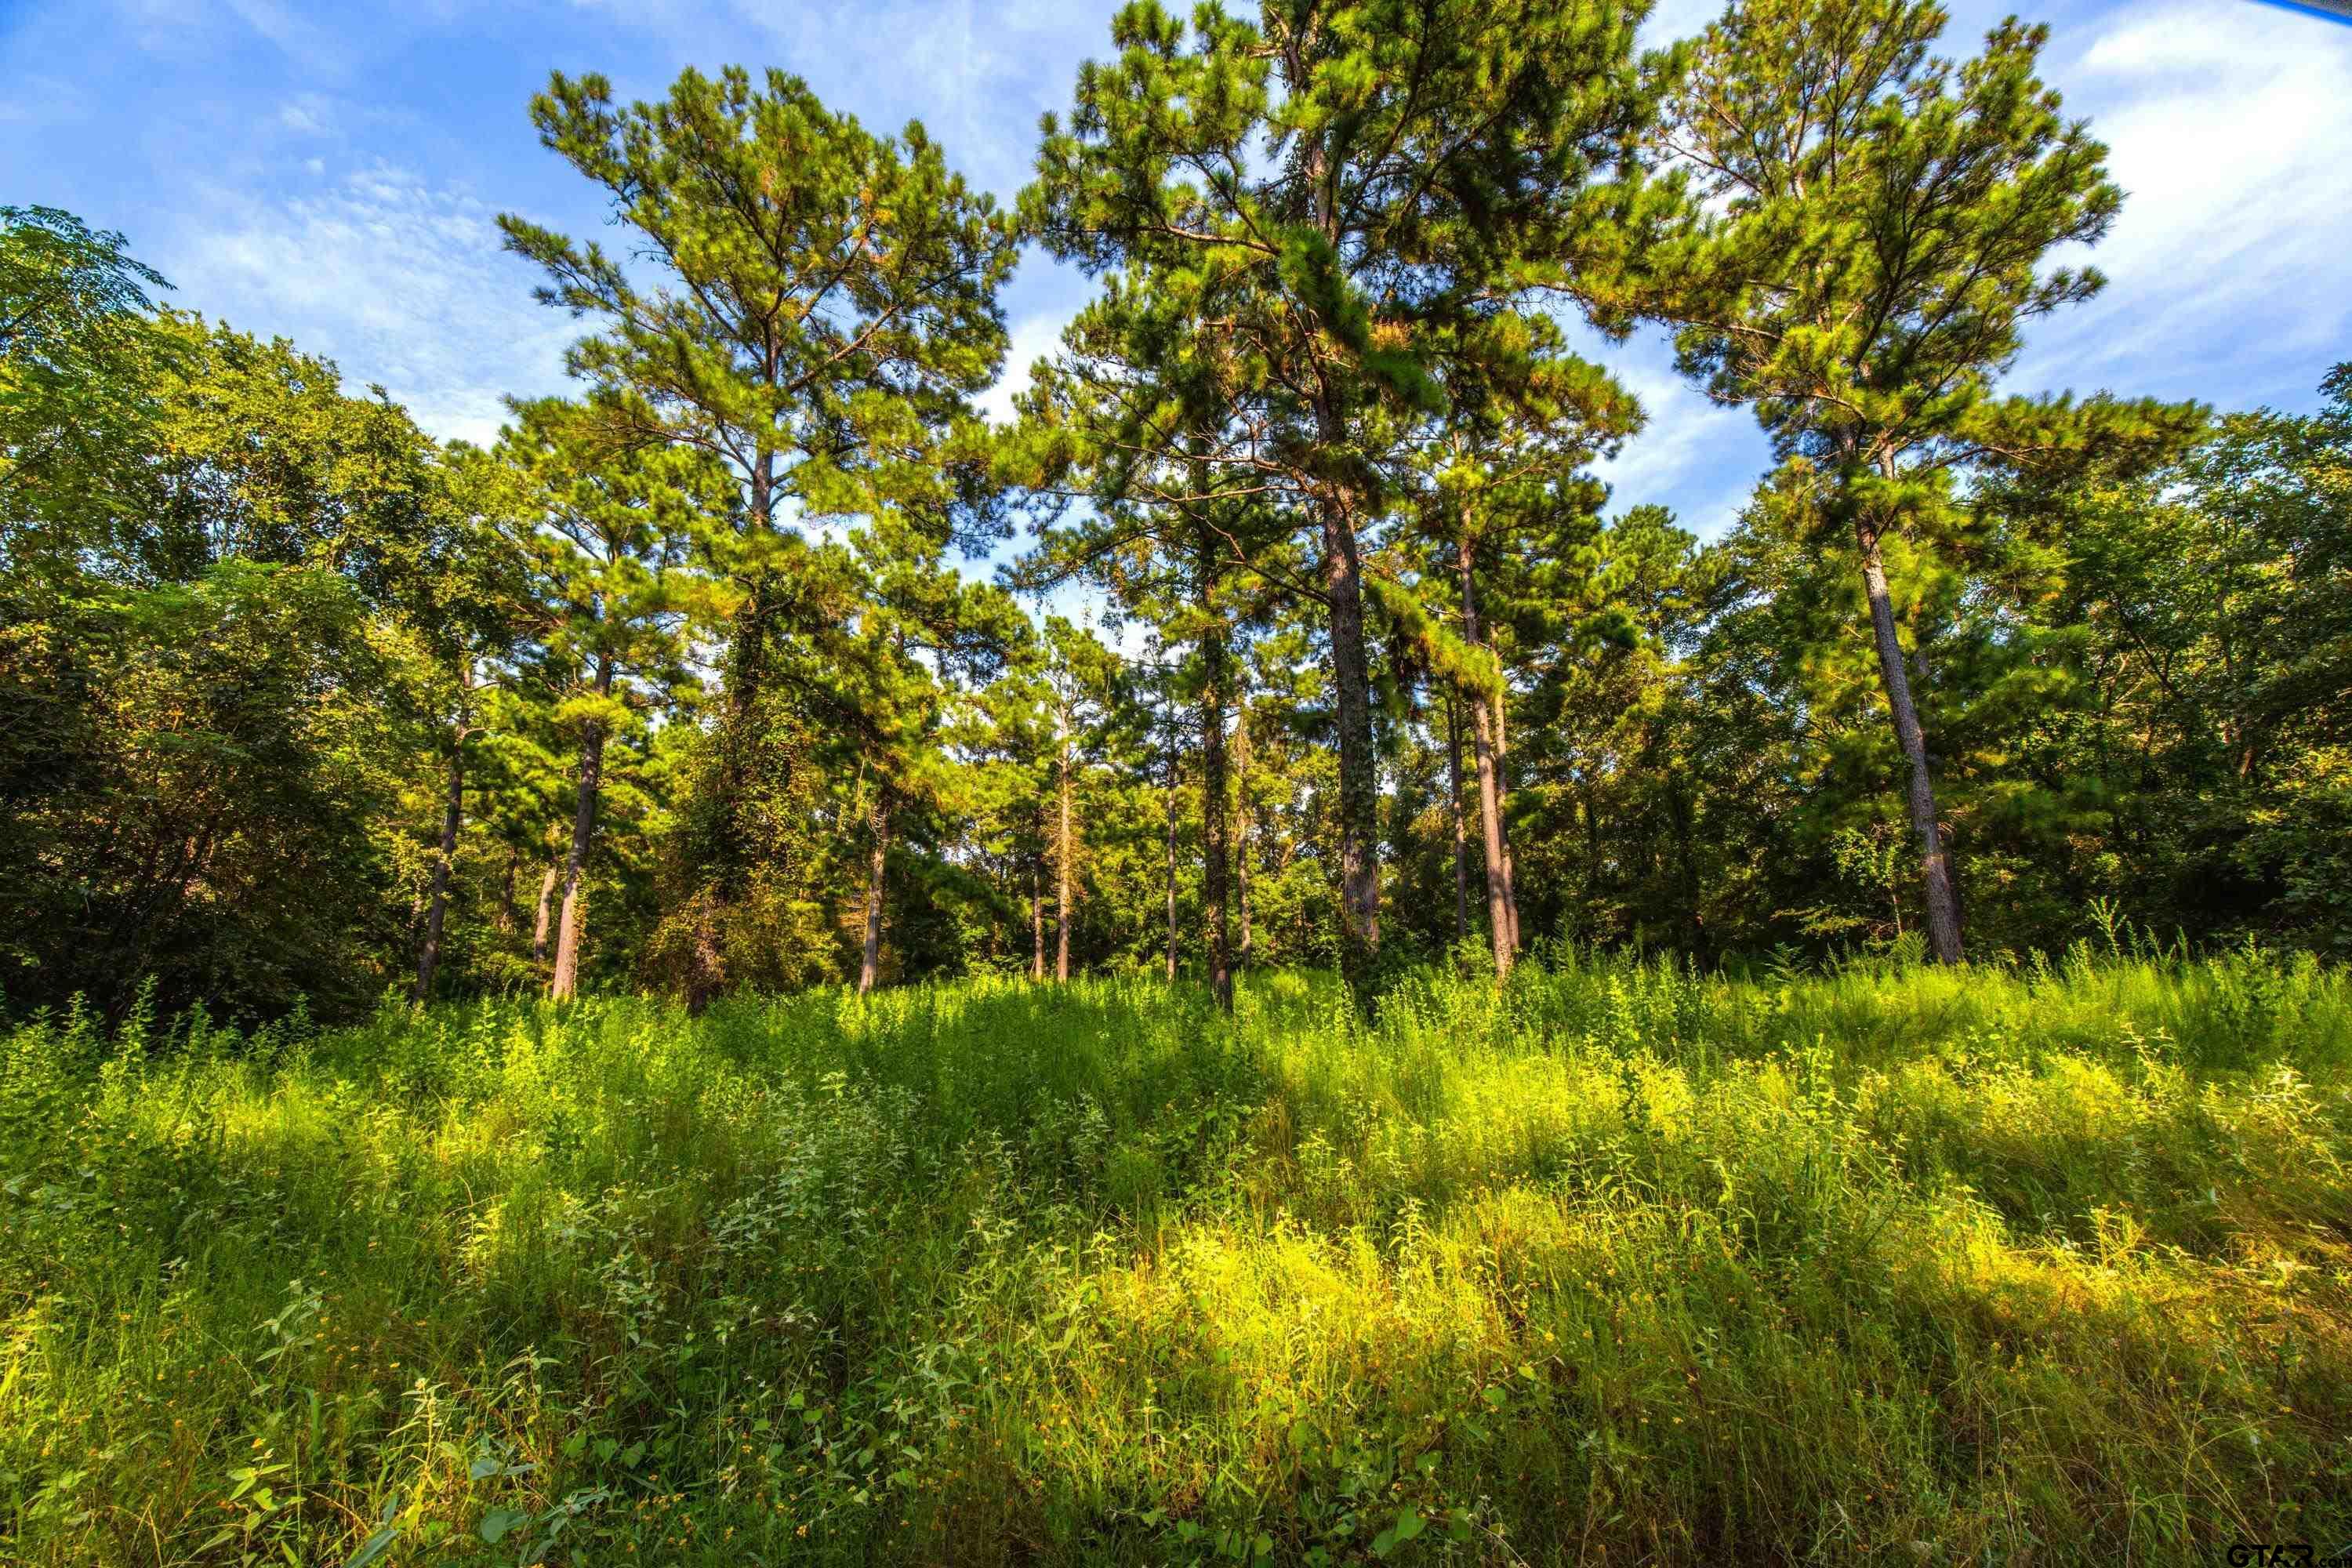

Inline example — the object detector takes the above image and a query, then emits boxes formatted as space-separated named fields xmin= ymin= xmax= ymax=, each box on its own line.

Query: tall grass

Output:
xmin=2 ymin=949 xmax=2347 ymax=1564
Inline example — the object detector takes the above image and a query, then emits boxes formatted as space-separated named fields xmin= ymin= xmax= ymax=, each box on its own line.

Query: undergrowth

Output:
xmin=2 ymin=946 xmax=2348 ymax=1564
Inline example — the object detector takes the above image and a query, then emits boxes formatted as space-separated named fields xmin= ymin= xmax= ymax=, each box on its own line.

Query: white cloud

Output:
xmin=564 ymin=0 xmax=1112 ymax=198
xmin=100 ymin=0 xmax=350 ymax=73
xmin=977 ymin=307 xmax=1080 ymax=426
xmin=1589 ymin=332 xmax=1761 ymax=538
xmin=1639 ymin=0 xmax=1726 ymax=50
xmin=278 ymin=93 xmax=330 ymax=134
xmin=221 ymin=0 xmax=350 ymax=74
xmin=169 ymin=163 xmax=576 ymax=445
xmin=2009 ymin=1 xmax=2352 ymax=403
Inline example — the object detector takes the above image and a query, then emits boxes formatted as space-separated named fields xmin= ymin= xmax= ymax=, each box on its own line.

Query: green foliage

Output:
xmin=1 ymin=310 xmax=461 ymax=1021
xmin=500 ymin=64 xmax=1018 ymax=997
xmin=1642 ymin=0 xmax=2201 ymax=961
xmin=499 ymin=64 xmax=1015 ymax=563
xmin=4 ymin=0 xmax=2350 ymax=1058
xmin=3 ymin=955 xmax=2348 ymax=1562
xmin=1018 ymin=0 xmax=1682 ymax=1007
xmin=0 ymin=205 xmax=180 ymax=563
xmin=1657 ymin=0 xmax=2127 ymax=468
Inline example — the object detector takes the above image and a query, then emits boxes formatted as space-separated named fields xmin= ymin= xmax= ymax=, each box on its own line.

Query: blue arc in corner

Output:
xmin=2249 ymin=0 xmax=2352 ymax=23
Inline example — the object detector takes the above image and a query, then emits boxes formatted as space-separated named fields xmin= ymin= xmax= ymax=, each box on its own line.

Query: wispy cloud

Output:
xmin=169 ymin=164 xmax=575 ymax=445
xmin=2013 ymin=2 xmax=2352 ymax=405
xmin=978 ymin=307 xmax=1081 ymax=426
xmin=277 ymin=92 xmax=332 ymax=134
xmin=0 ymin=71 xmax=90 ymax=127
xmin=20 ymin=0 xmax=2344 ymax=549
xmin=1588 ymin=331 xmax=1765 ymax=539
xmin=566 ymin=0 xmax=1111 ymax=198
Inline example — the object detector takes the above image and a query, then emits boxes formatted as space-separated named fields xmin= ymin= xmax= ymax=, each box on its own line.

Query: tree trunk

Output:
xmin=1670 ymin=780 xmax=1706 ymax=962
xmin=1320 ymin=492 xmax=1381 ymax=1011
xmin=858 ymin=793 xmax=890 ymax=996
xmin=1581 ymin=781 xmax=1602 ymax=891
xmin=1445 ymin=691 xmax=1469 ymax=946
xmin=1495 ymin=692 xmax=1522 ymax=956
xmin=412 ymin=735 xmax=464 ymax=1004
xmin=532 ymin=861 xmax=557 ymax=962
xmin=550 ymin=660 xmax=613 ymax=1002
xmin=1857 ymin=524 xmax=1964 ymax=964
xmin=1232 ymin=710 xmax=1251 ymax=968
xmin=1457 ymin=540 xmax=1518 ymax=980
xmin=1056 ymin=742 xmax=1073 ymax=983
xmin=499 ymin=851 xmax=519 ymax=933
xmin=1200 ymin=622 xmax=1234 ymax=1013
xmin=547 ymin=733 xmax=604 ymax=1001
xmin=1030 ymin=863 xmax=1044 ymax=982
xmin=1163 ymin=735 xmax=1180 ymax=983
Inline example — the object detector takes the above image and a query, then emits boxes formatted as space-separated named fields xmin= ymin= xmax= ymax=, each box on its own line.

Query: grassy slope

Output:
xmin=1 ymin=949 xmax=2347 ymax=1565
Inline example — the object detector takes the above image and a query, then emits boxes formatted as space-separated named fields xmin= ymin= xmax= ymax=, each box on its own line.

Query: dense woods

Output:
xmin=6 ymin=0 xmax=2347 ymax=1029
xmin=6 ymin=2 xmax=2352 ymax=1561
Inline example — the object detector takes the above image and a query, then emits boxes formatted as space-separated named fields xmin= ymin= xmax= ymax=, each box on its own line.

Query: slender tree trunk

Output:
xmin=499 ymin=851 xmax=519 ymax=933
xmin=1030 ymin=863 xmax=1045 ymax=982
xmin=1580 ymin=781 xmax=1603 ymax=912
xmin=1200 ymin=620 xmax=1234 ymax=1013
xmin=1495 ymin=693 xmax=1522 ymax=956
xmin=1164 ymin=748 xmax=1179 ymax=983
xmin=1319 ymin=488 xmax=1381 ymax=1011
xmin=1056 ymin=742 xmax=1073 ymax=983
xmin=1445 ymin=691 xmax=1469 ymax=945
xmin=1299 ymin=137 xmax=1382 ymax=1010
xmin=1233 ymin=711 xmax=1254 ymax=971
xmin=858 ymin=793 xmax=890 ymax=996
xmin=413 ymin=735 xmax=464 ymax=1004
xmin=985 ymin=862 xmax=1001 ymax=967
xmin=550 ymin=660 xmax=613 ymax=1002
xmin=532 ymin=861 xmax=557 ymax=961
xmin=1857 ymin=522 xmax=1964 ymax=964
xmin=1457 ymin=541 xmax=1517 ymax=980
xmin=547 ymin=735 xmax=604 ymax=1000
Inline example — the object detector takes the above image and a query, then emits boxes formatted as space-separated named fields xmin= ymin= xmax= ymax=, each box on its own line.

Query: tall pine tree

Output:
xmin=502 ymin=66 xmax=1015 ymax=1003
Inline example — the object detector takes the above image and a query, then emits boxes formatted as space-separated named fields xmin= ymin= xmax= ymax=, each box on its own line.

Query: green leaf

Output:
xmin=477 ymin=1505 xmax=528 ymax=1544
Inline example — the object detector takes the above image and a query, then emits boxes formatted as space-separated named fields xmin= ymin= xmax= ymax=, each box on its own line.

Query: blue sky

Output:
xmin=5 ymin=0 xmax=2349 ymax=552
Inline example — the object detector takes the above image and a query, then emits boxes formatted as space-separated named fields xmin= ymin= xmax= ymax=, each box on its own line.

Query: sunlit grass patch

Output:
xmin=2 ymin=952 xmax=2347 ymax=1563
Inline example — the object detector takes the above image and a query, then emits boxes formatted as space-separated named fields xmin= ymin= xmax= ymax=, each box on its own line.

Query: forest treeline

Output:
xmin=3 ymin=0 xmax=2347 ymax=1025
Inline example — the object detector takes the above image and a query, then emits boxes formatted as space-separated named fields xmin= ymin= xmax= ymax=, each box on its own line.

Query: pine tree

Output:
xmin=1400 ymin=324 xmax=1643 ymax=978
xmin=485 ymin=399 xmax=716 ymax=1000
xmin=1037 ymin=617 xmax=1127 ymax=982
xmin=501 ymin=65 xmax=1016 ymax=1004
xmin=1021 ymin=0 xmax=1675 ymax=1009
xmin=1649 ymin=0 xmax=2185 ymax=961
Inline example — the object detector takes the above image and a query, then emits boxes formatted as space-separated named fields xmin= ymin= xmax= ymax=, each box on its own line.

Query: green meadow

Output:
xmin=4 ymin=948 xmax=2348 ymax=1565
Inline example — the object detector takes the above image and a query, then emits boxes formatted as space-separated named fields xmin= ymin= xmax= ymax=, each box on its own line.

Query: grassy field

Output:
xmin=2 ymin=946 xmax=2348 ymax=1566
